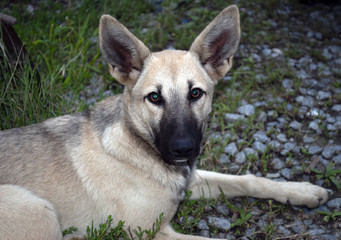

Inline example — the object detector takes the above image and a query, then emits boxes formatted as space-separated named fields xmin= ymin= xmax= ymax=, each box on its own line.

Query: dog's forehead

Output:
xmin=137 ymin=50 xmax=211 ymax=91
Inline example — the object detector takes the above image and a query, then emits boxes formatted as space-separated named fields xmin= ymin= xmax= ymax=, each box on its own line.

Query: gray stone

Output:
xmin=317 ymin=90 xmax=331 ymax=101
xmin=333 ymin=154 xmax=341 ymax=164
xmin=253 ymin=141 xmax=267 ymax=153
xmin=219 ymin=153 xmax=230 ymax=164
xmin=322 ymin=145 xmax=337 ymax=159
xmin=225 ymin=113 xmax=246 ymax=122
xmin=197 ymin=219 xmax=209 ymax=230
xmin=303 ymin=136 xmax=315 ymax=143
xmin=268 ymin=140 xmax=281 ymax=150
xmin=243 ymin=148 xmax=258 ymax=158
xmin=332 ymin=104 xmax=341 ymax=112
xmin=326 ymin=198 xmax=341 ymax=209
xmin=302 ymin=96 xmax=315 ymax=108
xmin=308 ymin=145 xmax=323 ymax=155
xmin=238 ymin=104 xmax=255 ymax=116
xmin=309 ymin=121 xmax=319 ymax=131
xmin=282 ymin=79 xmax=293 ymax=89
xmin=280 ymin=168 xmax=293 ymax=180
xmin=278 ymin=226 xmax=292 ymax=236
xmin=271 ymin=158 xmax=285 ymax=170
xmin=235 ymin=151 xmax=246 ymax=164
xmin=258 ymin=111 xmax=267 ymax=122
xmin=262 ymin=48 xmax=272 ymax=57
xmin=277 ymin=133 xmax=288 ymax=142
xmin=253 ymin=130 xmax=270 ymax=143
xmin=216 ymin=205 xmax=230 ymax=216
xmin=224 ymin=142 xmax=238 ymax=156
xmin=207 ymin=216 xmax=231 ymax=230
xmin=266 ymin=172 xmax=280 ymax=178
xmin=199 ymin=230 xmax=210 ymax=238
xmin=289 ymin=121 xmax=302 ymax=130
xmin=291 ymin=220 xmax=306 ymax=234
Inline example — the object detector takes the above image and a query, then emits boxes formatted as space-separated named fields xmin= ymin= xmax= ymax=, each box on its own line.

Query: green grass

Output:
xmin=1 ymin=0 xmax=340 ymax=239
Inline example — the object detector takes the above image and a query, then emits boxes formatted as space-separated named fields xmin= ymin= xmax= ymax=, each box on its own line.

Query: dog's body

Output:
xmin=0 ymin=6 xmax=328 ymax=240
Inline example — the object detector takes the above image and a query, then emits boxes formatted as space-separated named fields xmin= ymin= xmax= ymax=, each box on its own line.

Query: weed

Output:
xmin=310 ymin=163 xmax=341 ymax=191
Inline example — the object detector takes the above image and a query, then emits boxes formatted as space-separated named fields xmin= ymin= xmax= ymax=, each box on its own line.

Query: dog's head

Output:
xmin=99 ymin=6 xmax=240 ymax=167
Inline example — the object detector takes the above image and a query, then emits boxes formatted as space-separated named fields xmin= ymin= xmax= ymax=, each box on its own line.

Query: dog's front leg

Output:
xmin=189 ymin=170 xmax=328 ymax=208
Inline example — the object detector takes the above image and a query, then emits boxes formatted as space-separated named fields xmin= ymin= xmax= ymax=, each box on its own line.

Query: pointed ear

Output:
xmin=189 ymin=5 xmax=240 ymax=83
xmin=99 ymin=15 xmax=150 ymax=88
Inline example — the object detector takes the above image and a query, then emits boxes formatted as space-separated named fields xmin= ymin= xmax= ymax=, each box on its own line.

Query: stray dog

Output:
xmin=0 ymin=5 xmax=328 ymax=240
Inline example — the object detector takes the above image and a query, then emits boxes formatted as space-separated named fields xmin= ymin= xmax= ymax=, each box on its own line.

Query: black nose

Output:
xmin=169 ymin=138 xmax=195 ymax=158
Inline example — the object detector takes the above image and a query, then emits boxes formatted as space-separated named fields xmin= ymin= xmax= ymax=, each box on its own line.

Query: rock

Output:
xmin=266 ymin=172 xmax=280 ymax=178
xmin=332 ymin=104 xmax=341 ymax=112
xmin=219 ymin=153 xmax=230 ymax=164
xmin=268 ymin=140 xmax=281 ymax=150
xmin=235 ymin=151 xmax=246 ymax=164
xmin=280 ymin=168 xmax=293 ymax=180
xmin=316 ymin=90 xmax=331 ymax=101
xmin=243 ymin=148 xmax=258 ymax=158
xmin=199 ymin=230 xmax=210 ymax=238
xmin=302 ymin=96 xmax=315 ymax=108
xmin=303 ymin=136 xmax=315 ymax=143
xmin=309 ymin=121 xmax=319 ymax=131
xmin=333 ymin=154 xmax=341 ymax=164
xmin=308 ymin=145 xmax=323 ymax=155
xmin=281 ymin=142 xmax=296 ymax=155
xmin=253 ymin=130 xmax=270 ymax=143
xmin=291 ymin=220 xmax=306 ymax=234
xmin=322 ymin=145 xmax=337 ymax=159
xmin=207 ymin=216 xmax=231 ymax=230
xmin=224 ymin=142 xmax=238 ymax=156
xmin=326 ymin=198 xmax=341 ymax=209
xmin=271 ymin=158 xmax=285 ymax=170
xmin=225 ymin=113 xmax=246 ymax=122
xmin=277 ymin=133 xmax=288 ymax=142
xmin=197 ymin=219 xmax=209 ymax=230
xmin=289 ymin=121 xmax=302 ymax=130
xmin=216 ymin=205 xmax=230 ymax=216
xmin=282 ymin=79 xmax=293 ymax=89
xmin=278 ymin=226 xmax=292 ymax=236
xmin=253 ymin=141 xmax=267 ymax=153
xmin=238 ymin=104 xmax=255 ymax=116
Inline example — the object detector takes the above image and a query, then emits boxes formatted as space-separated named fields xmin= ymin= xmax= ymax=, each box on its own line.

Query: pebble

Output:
xmin=332 ymin=104 xmax=341 ymax=112
xmin=243 ymin=148 xmax=258 ymax=158
xmin=289 ymin=121 xmax=301 ymax=130
xmin=197 ymin=219 xmax=209 ymax=230
xmin=225 ymin=113 xmax=246 ymax=122
xmin=308 ymin=145 xmax=323 ymax=155
xmin=309 ymin=121 xmax=319 ymax=131
xmin=253 ymin=141 xmax=267 ymax=153
xmin=216 ymin=205 xmax=230 ymax=216
xmin=276 ymin=133 xmax=288 ymax=142
xmin=316 ymin=90 xmax=331 ymax=101
xmin=238 ymin=104 xmax=255 ymax=116
xmin=235 ymin=151 xmax=246 ymax=164
xmin=224 ymin=142 xmax=238 ymax=156
xmin=219 ymin=153 xmax=230 ymax=164
xmin=280 ymin=168 xmax=293 ymax=180
xmin=207 ymin=217 xmax=231 ymax=230
xmin=326 ymin=198 xmax=341 ymax=209
xmin=271 ymin=158 xmax=285 ymax=169
xmin=253 ymin=130 xmax=270 ymax=143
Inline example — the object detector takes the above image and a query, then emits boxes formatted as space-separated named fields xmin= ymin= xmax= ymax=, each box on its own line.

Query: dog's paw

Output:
xmin=277 ymin=182 xmax=328 ymax=208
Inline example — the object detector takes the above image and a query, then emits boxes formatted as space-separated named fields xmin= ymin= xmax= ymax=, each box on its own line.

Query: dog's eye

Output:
xmin=148 ymin=92 xmax=162 ymax=104
xmin=190 ymin=88 xmax=203 ymax=100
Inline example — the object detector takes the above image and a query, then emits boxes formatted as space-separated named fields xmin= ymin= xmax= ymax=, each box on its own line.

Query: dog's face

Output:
xmin=99 ymin=6 xmax=240 ymax=167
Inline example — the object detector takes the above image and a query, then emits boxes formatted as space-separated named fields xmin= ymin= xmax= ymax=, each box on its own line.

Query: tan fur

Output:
xmin=0 ymin=5 xmax=328 ymax=240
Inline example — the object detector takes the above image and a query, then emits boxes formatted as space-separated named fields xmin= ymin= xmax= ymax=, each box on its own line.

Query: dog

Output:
xmin=0 ymin=5 xmax=328 ymax=240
